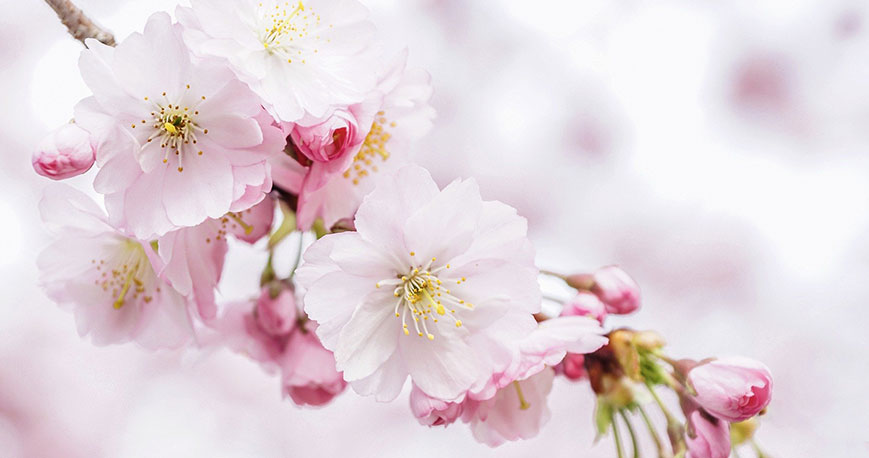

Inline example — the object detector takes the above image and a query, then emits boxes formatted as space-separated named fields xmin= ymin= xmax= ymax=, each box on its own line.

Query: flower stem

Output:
xmin=288 ymin=233 xmax=305 ymax=279
xmin=267 ymin=201 xmax=296 ymax=249
xmin=645 ymin=381 xmax=686 ymax=456
xmin=751 ymin=439 xmax=769 ymax=458
xmin=619 ymin=410 xmax=640 ymax=458
xmin=637 ymin=404 xmax=668 ymax=458
xmin=43 ymin=0 xmax=115 ymax=46
xmin=611 ymin=413 xmax=626 ymax=458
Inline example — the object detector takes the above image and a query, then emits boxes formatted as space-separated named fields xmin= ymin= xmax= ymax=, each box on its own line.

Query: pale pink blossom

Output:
xmin=296 ymin=165 xmax=541 ymax=401
xmin=177 ymin=0 xmax=378 ymax=122
xmin=591 ymin=265 xmax=641 ymax=314
xmin=463 ymin=368 xmax=556 ymax=447
xmin=409 ymin=384 xmax=463 ymax=427
xmin=272 ymin=53 xmax=435 ymax=230
xmin=280 ymin=321 xmax=347 ymax=406
xmin=153 ymin=219 xmax=228 ymax=321
xmin=561 ymin=291 xmax=608 ymax=324
xmin=74 ymin=12 xmax=284 ymax=239
xmin=224 ymin=196 xmax=275 ymax=244
xmin=688 ymin=357 xmax=773 ymax=422
xmin=686 ymin=410 xmax=731 ymax=458
xmin=31 ymin=123 xmax=95 ymax=180
xmin=37 ymin=185 xmax=194 ymax=349
xmin=256 ymin=287 xmax=298 ymax=337
xmin=469 ymin=315 xmax=606 ymax=401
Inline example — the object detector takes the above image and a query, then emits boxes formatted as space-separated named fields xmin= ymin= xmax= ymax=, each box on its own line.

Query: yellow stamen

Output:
xmin=227 ymin=212 xmax=254 ymax=235
xmin=513 ymin=381 xmax=531 ymax=410
xmin=113 ymin=266 xmax=137 ymax=309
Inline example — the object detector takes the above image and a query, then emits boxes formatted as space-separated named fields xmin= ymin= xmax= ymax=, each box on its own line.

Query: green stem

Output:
xmin=288 ymin=233 xmax=305 ymax=279
xmin=751 ymin=439 xmax=768 ymax=458
xmin=645 ymin=381 xmax=686 ymax=456
xmin=619 ymin=410 xmax=640 ymax=458
xmin=645 ymin=382 xmax=675 ymax=422
xmin=260 ymin=250 xmax=275 ymax=287
xmin=612 ymin=413 xmax=626 ymax=458
xmin=637 ymin=404 xmax=667 ymax=457
xmin=267 ymin=201 xmax=296 ymax=249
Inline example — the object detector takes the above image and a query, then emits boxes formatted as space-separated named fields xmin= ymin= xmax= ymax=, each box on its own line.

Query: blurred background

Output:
xmin=1 ymin=0 xmax=867 ymax=456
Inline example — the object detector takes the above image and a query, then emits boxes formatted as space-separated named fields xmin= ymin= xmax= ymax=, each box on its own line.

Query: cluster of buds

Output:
xmin=545 ymin=267 xmax=773 ymax=458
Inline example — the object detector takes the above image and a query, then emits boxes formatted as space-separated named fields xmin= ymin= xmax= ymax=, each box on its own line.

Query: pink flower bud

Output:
xmin=255 ymin=286 xmax=297 ymax=337
xmin=32 ymin=123 xmax=95 ymax=180
xmin=290 ymin=110 xmax=362 ymax=164
xmin=687 ymin=357 xmax=773 ymax=422
xmin=686 ymin=410 xmax=731 ymax=458
xmin=591 ymin=265 xmax=641 ymax=314
xmin=281 ymin=322 xmax=346 ymax=407
xmin=560 ymin=292 xmax=608 ymax=324
xmin=556 ymin=353 xmax=587 ymax=381
xmin=409 ymin=384 xmax=463 ymax=427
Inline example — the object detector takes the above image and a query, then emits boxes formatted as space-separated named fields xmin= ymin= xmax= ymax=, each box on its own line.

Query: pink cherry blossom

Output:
xmin=463 ymin=368 xmax=556 ymax=447
xmin=296 ymin=165 xmax=541 ymax=402
xmin=280 ymin=321 xmax=346 ymax=407
xmin=686 ymin=410 xmax=732 ymax=458
xmin=409 ymin=384 xmax=463 ymax=427
xmin=591 ymin=265 xmax=641 ymax=315
xmin=153 ymin=219 xmax=229 ymax=321
xmin=469 ymin=315 xmax=606 ymax=401
xmin=37 ymin=185 xmax=194 ymax=349
xmin=561 ymin=291 xmax=608 ymax=324
xmin=74 ymin=12 xmax=284 ymax=239
xmin=272 ymin=53 xmax=435 ymax=230
xmin=688 ymin=357 xmax=773 ymax=422
xmin=31 ymin=123 xmax=95 ymax=180
xmin=177 ymin=0 xmax=378 ymax=122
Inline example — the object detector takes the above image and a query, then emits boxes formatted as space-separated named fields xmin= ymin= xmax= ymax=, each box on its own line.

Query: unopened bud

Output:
xmin=591 ymin=265 xmax=641 ymax=314
xmin=32 ymin=123 xmax=95 ymax=180
xmin=255 ymin=284 xmax=297 ymax=337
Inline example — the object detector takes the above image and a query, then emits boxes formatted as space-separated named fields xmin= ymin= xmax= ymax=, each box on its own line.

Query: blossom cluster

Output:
xmin=34 ymin=1 xmax=773 ymax=453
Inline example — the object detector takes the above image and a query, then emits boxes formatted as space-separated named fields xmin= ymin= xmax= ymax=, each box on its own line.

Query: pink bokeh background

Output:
xmin=1 ymin=0 xmax=867 ymax=456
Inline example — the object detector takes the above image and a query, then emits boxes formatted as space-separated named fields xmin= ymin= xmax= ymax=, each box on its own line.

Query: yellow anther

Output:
xmin=427 ymin=333 xmax=434 ymax=340
xmin=455 ymin=320 xmax=462 ymax=327
xmin=163 ymin=122 xmax=178 ymax=135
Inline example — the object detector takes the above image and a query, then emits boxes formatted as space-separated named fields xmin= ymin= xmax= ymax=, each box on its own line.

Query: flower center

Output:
xmin=343 ymin=112 xmax=394 ymax=185
xmin=138 ymin=87 xmax=208 ymax=172
xmin=376 ymin=254 xmax=472 ymax=341
xmin=257 ymin=1 xmax=326 ymax=64
xmin=91 ymin=239 xmax=156 ymax=310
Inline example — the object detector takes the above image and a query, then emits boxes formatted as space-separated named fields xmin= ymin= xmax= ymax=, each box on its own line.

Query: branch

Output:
xmin=44 ymin=0 xmax=115 ymax=47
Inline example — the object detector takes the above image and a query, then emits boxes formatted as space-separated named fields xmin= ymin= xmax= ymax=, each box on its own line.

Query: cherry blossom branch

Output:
xmin=44 ymin=0 xmax=115 ymax=46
